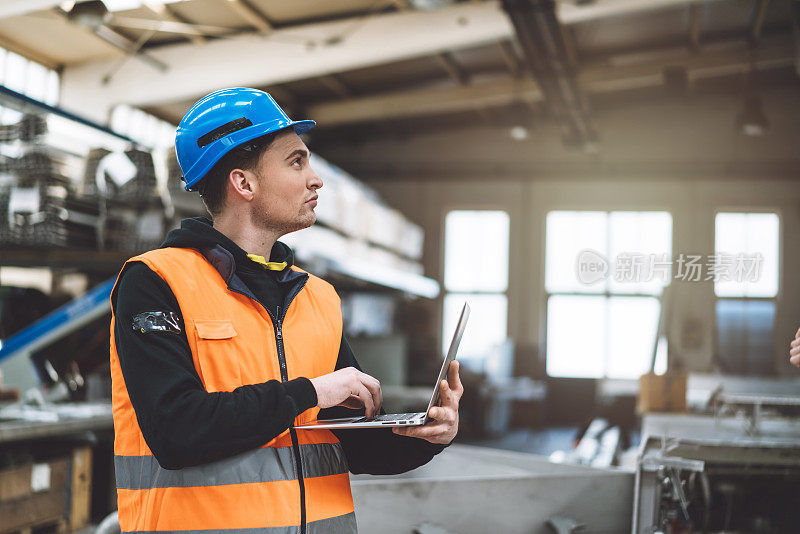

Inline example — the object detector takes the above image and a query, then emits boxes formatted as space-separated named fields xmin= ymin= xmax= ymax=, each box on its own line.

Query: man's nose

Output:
xmin=308 ymin=167 xmax=323 ymax=190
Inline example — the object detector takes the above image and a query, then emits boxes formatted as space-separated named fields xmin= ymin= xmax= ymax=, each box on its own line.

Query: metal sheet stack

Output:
xmin=82 ymin=148 xmax=158 ymax=204
xmin=0 ymin=183 xmax=99 ymax=248
xmin=0 ymin=114 xmax=101 ymax=249
xmin=165 ymin=149 xmax=205 ymax=217
xmin=82 ymin=147 xmax=165 ymax=251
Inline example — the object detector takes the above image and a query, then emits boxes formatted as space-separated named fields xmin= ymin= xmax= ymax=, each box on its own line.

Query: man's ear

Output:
xmin=228 ymin=169 xmax=255 ymax=202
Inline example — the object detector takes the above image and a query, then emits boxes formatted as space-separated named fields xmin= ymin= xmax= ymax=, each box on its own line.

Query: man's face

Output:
xmin=249 ymin=129 xmax=322 ymax=235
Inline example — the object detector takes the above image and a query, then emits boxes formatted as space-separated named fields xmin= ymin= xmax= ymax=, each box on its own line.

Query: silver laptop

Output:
xmin=296 ymin=302 xmax=470 ymax=430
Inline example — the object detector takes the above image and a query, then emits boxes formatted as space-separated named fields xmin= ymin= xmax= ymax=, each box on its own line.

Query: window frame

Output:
xmin=543 ymin=208 xmax=674 ymax=380
xmin=440 ymin=207 xmax=511 ymax=366
xmin=712 ymin=207 xmax=782 ymax=373
xmin=111 ymin=104 xmax=175 ymax=149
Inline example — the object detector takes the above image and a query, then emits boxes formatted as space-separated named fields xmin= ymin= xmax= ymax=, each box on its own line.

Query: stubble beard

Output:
xmin=257 ymin=205 xmax=315 ymax=237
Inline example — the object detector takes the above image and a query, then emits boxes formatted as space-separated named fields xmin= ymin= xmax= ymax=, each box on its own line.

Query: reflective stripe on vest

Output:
xmin=114 ymin=442 xmax=348 ymax=489
xmin=124 ymin=512 xmax=358 ymax=534
xmin=110 ymin=247 xmax=355 ymax=533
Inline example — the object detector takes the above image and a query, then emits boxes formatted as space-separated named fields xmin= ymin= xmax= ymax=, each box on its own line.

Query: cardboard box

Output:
xmin=637 ymin=371 xmax=687 ymax=414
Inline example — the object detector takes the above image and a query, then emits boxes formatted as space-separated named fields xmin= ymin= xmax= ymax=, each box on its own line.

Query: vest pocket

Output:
xmin=195 ymin=319 xmax=237 ymax=340
xmin=194 ymin=319 xmax=242 ymax=392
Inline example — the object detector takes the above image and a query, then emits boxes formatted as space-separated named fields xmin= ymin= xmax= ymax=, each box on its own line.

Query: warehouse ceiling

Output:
xmin=0 ymin=0 xmax=796 ymax=146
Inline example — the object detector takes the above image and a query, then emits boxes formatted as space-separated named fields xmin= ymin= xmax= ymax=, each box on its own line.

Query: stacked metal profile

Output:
xmin=0 ymin=114 xmax=101 ymax=248
xmin=82 ymin=147 xmax=165 ymax=251
xmin=165 ymin=149 xmax=205 ymax=218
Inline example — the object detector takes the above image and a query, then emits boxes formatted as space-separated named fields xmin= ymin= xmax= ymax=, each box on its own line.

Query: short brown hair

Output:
xmin=196 ymin=132 xmax=279 ymax=216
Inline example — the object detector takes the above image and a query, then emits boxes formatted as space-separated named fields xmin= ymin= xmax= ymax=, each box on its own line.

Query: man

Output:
xmin=109 ymin=87 xmax=462 ymax=534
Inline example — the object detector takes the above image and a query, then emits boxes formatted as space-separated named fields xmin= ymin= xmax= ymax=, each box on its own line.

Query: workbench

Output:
xmin=0 ymin=401 xmax=112 ymax=443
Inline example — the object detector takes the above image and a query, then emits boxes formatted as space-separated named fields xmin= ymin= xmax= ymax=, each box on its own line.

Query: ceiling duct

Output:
xmin=501 ymin=0 xmax=597 ymax=150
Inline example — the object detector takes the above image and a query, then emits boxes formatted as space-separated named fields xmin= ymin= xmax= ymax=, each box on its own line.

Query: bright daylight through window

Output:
xmin=442 ymin=210 xmax=509 ymax=370
xmin=714 ymin=212 xmax=779 ymax=375
xmin=545 ymin=211 xmax=672 ymax=379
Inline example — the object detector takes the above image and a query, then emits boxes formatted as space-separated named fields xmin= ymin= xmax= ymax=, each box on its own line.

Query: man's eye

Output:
xmin=292 ymin=158 xmax=302 ymax=167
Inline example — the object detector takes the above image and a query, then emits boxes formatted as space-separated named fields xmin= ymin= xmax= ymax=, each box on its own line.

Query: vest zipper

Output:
xmin=226 ymin=277 xmax=309 ymax=534
xmin=275 ymin=305 xmax=307 ymax=534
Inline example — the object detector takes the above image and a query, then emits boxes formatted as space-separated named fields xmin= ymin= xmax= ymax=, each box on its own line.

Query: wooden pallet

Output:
xmin=1 ymin=517 xmax=67 ymax=534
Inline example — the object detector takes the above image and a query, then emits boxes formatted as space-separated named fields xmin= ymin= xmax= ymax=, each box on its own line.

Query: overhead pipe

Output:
xmin=501 ymin=0 xmax=597 ymax=149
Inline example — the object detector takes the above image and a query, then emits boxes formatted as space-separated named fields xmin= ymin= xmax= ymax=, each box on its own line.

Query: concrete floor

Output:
xmin=462 ymin=427 xmax=580 ymax=456
xmin=463 ymin=426 xmax=642 ymax=458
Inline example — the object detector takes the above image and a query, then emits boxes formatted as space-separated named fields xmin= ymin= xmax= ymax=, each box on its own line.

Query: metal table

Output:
xmin=0 ymin=402 xmax=113 ymax=443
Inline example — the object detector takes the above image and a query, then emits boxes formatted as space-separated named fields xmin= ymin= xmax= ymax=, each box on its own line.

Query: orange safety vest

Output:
xmin=109 ymin=246 xmax=357 ymax=533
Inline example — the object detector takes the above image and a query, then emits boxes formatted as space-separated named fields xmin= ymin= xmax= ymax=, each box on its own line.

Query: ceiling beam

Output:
xmin=497 ymin=40 xmax=523 ymax=78
xmin=0 ymin=0 xmax=723 ymax=24
xmin=391 ymin=0 xmax=411 ymax=11
xmin=308 ymin=39 xmax=794 ymax=126
xmin=265 ymin=85 xmax=298 ymax=109
xmin=52 ymin=7 xmax=167 ymax=73
xmin=555 ymin=0 xmax=725 ymax=24
xmin=222 ymin=0 xmax=273 ymax=33
xmin=688 ymin=3 xmax=702 ymax=51
xmin=436 ymin=52 xmax=470 ymax=85
xmin=60 ymin=2 xmax=513 ymax=122
xmin=0 ymin=1 xmax=66 ymax=19
xmin=559 ymin=25 xmax=580 ymax=67
xmin=503 ymin=0 xmax=595 ymax=146
xmin=56 ymin=0 xmax=737 ymax=123
xmin=318 ymin=75 xmax=354 ymax=98
xmin=749 ymin=0 xmax=770 ymax=45
xmin=309 ymin=77 xmax=543 ymax=126
xmin=143 ymin=3 xmax=206 ymax=45
xmin=794 ymin=0 xmax=800 ymax=76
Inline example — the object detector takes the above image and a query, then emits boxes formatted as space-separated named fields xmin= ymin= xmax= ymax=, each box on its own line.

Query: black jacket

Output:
xmin=112 ymin=217 xmax=445 ymax=473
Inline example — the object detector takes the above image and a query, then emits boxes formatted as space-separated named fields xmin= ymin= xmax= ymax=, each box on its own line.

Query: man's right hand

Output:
xmin=310 ymin=367 xmax=382 ymax=418
xmin=790 ymin=327 xmax=800 ymax=368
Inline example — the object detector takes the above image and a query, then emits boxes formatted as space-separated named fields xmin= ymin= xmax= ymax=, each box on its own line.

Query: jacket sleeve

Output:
xmin=319 ymin=334 xmax=448 ymax=475
xmin=112 ymin=261 xmax=318 ymax=470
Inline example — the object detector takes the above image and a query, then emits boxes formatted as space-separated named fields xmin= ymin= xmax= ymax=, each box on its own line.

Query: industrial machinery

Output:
xmin=633 ymin=395 xmax=800 ymax=534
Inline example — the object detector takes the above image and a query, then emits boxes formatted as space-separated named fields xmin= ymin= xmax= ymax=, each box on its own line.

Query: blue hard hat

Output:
xmin=175 ymin=87 xmax=315 ymax=191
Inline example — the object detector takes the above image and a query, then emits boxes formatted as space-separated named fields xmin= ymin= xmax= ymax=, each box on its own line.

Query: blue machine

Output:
xmin=0 ymin=277 xmax=116 ymax=388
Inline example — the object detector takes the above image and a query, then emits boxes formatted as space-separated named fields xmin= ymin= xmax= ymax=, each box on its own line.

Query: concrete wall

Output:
xmin=364 ymin=177 xmax=800 ymax=376
xmin=362 ymin=179 xmax=800 ymax=373
xmin=313 ymin=76 xmax=800 ymax=377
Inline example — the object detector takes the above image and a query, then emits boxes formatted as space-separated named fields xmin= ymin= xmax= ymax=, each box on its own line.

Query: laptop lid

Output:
xmin=422 ymin=302 xmax=470 ymax=421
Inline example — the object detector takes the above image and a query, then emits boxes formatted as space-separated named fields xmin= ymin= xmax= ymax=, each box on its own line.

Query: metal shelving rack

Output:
xmin=0 ymin=87 xmax=439 ymax=391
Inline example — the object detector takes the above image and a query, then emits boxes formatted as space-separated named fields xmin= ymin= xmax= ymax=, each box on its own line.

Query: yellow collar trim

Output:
xmin=247 ymin=253 xmax=287 ymax=271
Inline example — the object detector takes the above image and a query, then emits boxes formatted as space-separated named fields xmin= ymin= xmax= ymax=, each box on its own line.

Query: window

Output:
xmin=442 ymin=210 xmax=509 ymax=369
xmin=0 ymin=48 xmax=60 ymax=157
xmin=545 ymin=211 xmax=672 ymax=379
xmin=0 ymin=48 xmax=59 ymax=107
xmin=714 ymin=212 xmax=779 ymax=375
xmin=111 ymin=104 xmax=175 ymax=149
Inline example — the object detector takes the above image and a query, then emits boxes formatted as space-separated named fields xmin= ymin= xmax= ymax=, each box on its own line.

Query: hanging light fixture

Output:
xmin=736 ymin=95 xmax=769 ymax=137
xmin=736 ymin=62 xmax=769 ymax=137
xmin=508 ymin=125 xmax=529 ymax=141
xmin=65 ymin=1 xmax=110 ymax=29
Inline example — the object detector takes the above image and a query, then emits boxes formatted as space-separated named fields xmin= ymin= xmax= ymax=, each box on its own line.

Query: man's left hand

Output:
xmin=392 ymin=360 xmax=463 ymax=445
xmin=790 ymin=327 xmax=800 ymax=368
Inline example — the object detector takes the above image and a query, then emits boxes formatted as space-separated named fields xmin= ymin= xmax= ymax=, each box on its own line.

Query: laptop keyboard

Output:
xmin=354 ymin=412 xmax=422 ymax=423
